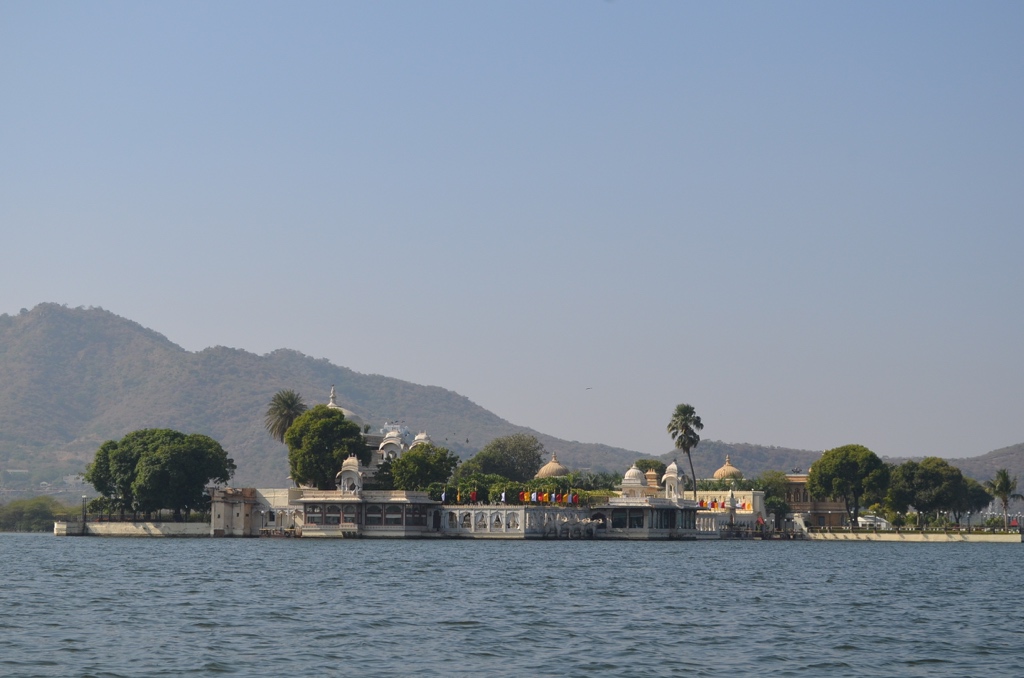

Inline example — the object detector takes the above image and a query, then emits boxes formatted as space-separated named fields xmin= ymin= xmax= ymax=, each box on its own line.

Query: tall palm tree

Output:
xmin=667 ymin=403 xmax=703 ymax=501
xmin=984 ymin=468 xmax=1024 ymax=531
xmin=264 ymin=390 xmax=307 ymax=443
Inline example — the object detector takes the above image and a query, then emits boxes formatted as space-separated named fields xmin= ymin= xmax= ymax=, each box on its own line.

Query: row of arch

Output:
xmin=304 ymin=503 xmax=430 ymax=527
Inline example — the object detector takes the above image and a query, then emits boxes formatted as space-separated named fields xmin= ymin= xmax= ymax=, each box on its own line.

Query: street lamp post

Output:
xmin=81 ymin=495 xmax=88 ymax=536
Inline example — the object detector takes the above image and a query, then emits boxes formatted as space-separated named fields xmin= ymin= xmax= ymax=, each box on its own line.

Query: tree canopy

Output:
xmin=285 ymin=404 xmax=366 ymax=490
xmin=667 ymin=403 xmax=703 ymax=500
xmin=900 ymin=458 xmax=965 ymax=522
xmin=0 ymin=496 xmax=70 ymax=532
xmin=391 ymin=444 xmax=461 ymax=491
xmin=132 ymin=434 xmax=235 ymax=519
xmin=952 ymin=477 xmax=992 ymax=523
xmin=84 ymin=429 xmax=235 ymax=520
xmin=884 ymin=458 xmax=992 ymax=527
xmin=752 ymin=470 xmax=791 ymax=529
xmin=634 ymin=459 xmax=667 ymax=477
xmin=807 ymin=444 xmax=887 ymax=524
xmin=456 ymin=433 xmax=544 ymax=483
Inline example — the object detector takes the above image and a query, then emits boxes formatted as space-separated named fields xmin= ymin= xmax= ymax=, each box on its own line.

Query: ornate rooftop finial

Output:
xmin=328 ymin=385 xmax=338 ymax=407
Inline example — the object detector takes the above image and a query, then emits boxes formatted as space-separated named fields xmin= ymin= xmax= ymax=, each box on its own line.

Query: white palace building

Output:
xmin=209 ymin=390 xmax=766 ymax=540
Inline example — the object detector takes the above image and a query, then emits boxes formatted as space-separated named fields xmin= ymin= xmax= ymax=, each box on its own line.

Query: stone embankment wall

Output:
xmin=54 ymin=521 xmax=209 ymax=537
xmin=807 ymin=531 xmax=1021 ymax=543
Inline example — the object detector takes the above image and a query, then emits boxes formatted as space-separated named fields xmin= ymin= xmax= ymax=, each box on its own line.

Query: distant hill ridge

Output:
xmin=0 ymin=304 xmax=1020 ymax=488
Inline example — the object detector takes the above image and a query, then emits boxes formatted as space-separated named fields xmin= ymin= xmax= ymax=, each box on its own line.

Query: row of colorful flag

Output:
xmin=518 ymin=491 xmax=581 ymax=504
xmin=699 ymin=499 xmax=751 ymax=510
xmin=439 ymin=490 xmax=582 ymax=504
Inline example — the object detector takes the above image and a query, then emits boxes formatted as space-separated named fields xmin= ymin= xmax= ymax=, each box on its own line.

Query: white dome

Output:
xmin=622 ymin=464 xmax=647 ymax=486
xmin=662 ymin=460 xmax=680 ymax=483
xmin=341 ymin=454 xmax=360 ymax=471
xmin=326 ymin=386 xmax=363 ymax=425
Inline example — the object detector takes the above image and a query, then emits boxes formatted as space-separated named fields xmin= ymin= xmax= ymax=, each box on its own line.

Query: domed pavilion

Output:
xmin=535 ymin=452 xmax=569 ymax=479
xmin=712 ymin=455 xmax=743 ymax=481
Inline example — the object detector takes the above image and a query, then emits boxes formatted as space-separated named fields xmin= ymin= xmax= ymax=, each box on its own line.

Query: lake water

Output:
xmin=1 ymin=534 xmax=1020 ymax=677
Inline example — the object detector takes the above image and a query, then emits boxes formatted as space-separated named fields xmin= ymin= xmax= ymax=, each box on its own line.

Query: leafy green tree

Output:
xmin=83 ymin=440 xmax=117 ymax=504
xmin=391 ymin=444 xmax=461 ymax=490
xmin=634 ymin=459 xmax=667 ymax=477
xmin=0 ymin=496 xmax=70 ymax=532
xmin=456 ymin=433 xmax=544 ymax=482
xmin=264 ymin=389 xmax=308 ymax=443
xmin=131 ymin=434 xmax=235 ymax=521
xmin=85 ymin=429 xmax=235 ymax=520
xmin=564 ymin=470 xmax=620 ymax=491
xmin=365 ymin=458 xmax=395 ymax=491
xmin=910 ymin=457 xmax=965 ymax=524
xmin=667 ymin=403 xmax=703 ymax=500
xmin=984 ymin=469 xmax=1024 ymax=531
xmin=87 ymin=496 xmax=114 ymax=517
xmin=452 ymin=472 xmax=510 ymax=503
xmin=951 ymin=477 xmax=992 ymax=525
xmin=889 ymin=458 xmax=974 ymax=527
xmin=753 ymin=470 xmax=791 ymax=529
xmin=981 ymin=514 xmax=1005 ymax=529
xmin=86 ymin=430 xmax=180 ymax=518
xmin=285 ymin=405 xmax=365 ymax=490
xmin=807 ymin=444 xmax=888 ymax=525
xmin=886 ymin=461 xmax=918 ymax=518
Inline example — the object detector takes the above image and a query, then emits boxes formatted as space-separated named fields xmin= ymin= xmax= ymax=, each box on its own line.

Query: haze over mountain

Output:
xmin=0 ymin=304 xmax=648 ymax=487
xmin=0 ymin=304 xmax=1019 ymax=490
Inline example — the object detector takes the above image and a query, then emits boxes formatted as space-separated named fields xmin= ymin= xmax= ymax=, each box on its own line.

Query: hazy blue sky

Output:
xmin=2 ymin=3 xmax=1022 ymax=460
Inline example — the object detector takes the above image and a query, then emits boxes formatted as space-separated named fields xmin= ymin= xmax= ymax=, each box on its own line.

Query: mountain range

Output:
xmin=0 ymin=304 xmax=1020 ymax=489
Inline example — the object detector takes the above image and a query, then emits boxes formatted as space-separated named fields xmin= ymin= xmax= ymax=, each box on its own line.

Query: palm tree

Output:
xmin=984 ymin=469 xmax=1024 ymax=531
xmin=264 ymin=390 xmax=307 ymax=443
xmin=667 ymin=403 xmax=703 ymax=500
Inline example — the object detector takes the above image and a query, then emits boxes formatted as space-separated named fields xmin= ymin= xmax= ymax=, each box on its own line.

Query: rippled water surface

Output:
xmin=1 ymin=534 xmax=1021 ymax=677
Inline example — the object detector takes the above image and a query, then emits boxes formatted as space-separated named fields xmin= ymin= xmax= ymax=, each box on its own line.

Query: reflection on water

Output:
xmin=1 ymin=534 xmax=1020 ymax=677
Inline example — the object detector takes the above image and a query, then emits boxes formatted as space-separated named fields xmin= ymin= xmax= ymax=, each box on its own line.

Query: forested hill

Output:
xmin=0 ymin=304 xmax=649 ymax=487
xmin=1 ymin=304 xmax=1020 ymax=490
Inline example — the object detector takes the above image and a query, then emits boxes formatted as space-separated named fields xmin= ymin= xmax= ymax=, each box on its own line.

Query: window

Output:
xmin=448 ymin=511 xmax=458 ymax=528
xmin=365 ymin=504 xmax=383 ymax=526
xmin=461 ymin=512 xmax=472 ymax=528
xmin=654 ymin=509 xmax=676 ymax=529
xmin=305 ymin=504 xmax=323 ymax=525
xmin=611 ymin=509 xmax=627 ymax=529
xmin=342 ymin=505 xmax=359 ymax=524
xmin=506 ymin=513 xmax=520 ymax=530
xmin=325 ymin=505 xmax=341 ymax=525
xmin=384 ymin=505 xmax=403 ymax=526
xmin=406 ymin=505 xmax=428 ymax=527
xmin=628 ymin=509 xmax=645 ymax=529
